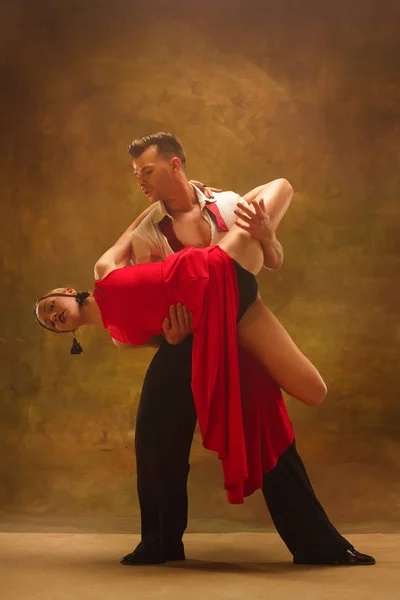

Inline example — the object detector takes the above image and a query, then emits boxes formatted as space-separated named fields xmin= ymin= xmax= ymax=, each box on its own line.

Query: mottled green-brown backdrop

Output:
xmin=1 ymin=0 xmax=399 ymax=532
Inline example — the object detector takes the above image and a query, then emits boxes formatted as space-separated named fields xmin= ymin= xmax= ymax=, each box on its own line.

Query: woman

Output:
xmin=35 ymin=202 xmax=326 ymax=500
xmin=35 ymin=201 xmax=326 ymax=404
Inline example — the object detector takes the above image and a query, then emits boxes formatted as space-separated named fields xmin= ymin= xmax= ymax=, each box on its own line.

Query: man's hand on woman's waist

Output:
xmin=163 ymin=303 xmax=193 ymax=345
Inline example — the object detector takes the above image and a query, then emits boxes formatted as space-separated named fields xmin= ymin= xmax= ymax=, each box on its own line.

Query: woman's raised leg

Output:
xmin=217 ymin=214 xmax=264 ymax=276
xmin=237 ymin=297 xmax=327 ymax=406
xmin=217 ymin=203 xmax=326 ymax=405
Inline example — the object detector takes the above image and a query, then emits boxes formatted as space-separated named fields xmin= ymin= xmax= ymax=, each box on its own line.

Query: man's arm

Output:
xmin=116 ymin=204 xmax=156 ymax=242
xmin=94 ymin=229 xmax=134 ymax=279
xmin=94 ymin=205 xmax=157 ymax=279
xmin=239 ymin=178 xmax=293 ymax=270
xmin=104 ymin=204 xmax=157 ymax=267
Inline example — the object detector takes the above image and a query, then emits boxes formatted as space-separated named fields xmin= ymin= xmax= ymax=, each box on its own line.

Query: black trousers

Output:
xmin=135 ymin=337 xmax=351 ymax=560
xmin=135 ymin=259 xmax=258 ymax=552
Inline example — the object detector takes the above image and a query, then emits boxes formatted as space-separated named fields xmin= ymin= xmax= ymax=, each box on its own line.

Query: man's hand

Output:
xmin=189 ymin=180 xmax=222 ymax=200
xmin=162 ymin=303 xmax=192 ymax=345
xmin=234 ymin=199 xmax=274 ymax=243
xmin=234 ymin=199 xmax=283 ymax=269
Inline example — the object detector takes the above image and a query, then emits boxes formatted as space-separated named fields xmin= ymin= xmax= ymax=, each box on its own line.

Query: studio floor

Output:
xmin=1 ymin=532 xmax=399 ymax=600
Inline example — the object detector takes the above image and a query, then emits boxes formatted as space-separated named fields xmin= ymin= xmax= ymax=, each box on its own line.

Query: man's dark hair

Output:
xmin=127 ymin=132 xmax=186 ymax=168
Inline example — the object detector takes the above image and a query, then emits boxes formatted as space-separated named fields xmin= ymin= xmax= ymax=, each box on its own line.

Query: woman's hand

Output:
xmin=190 ymin=180 xmax=222 ymax=200
xmin=163 ymin=303 xmax=192 ymax=345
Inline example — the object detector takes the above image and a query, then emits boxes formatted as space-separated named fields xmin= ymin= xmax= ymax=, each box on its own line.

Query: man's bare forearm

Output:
xmin=261 ymin=234 xmax=284 ymax=270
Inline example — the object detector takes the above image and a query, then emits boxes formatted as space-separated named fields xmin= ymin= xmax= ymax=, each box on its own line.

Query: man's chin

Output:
xmin=142 ymin=189 xmax=154 ymax=202
xmin=147 ymin=193 xmax=159 ymax=204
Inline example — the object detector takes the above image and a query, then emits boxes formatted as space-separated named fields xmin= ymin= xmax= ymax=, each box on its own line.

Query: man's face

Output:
xmin=37 ymin=288 xmax=80 ymax=333
xmin=132 ymin=145 xmax=176 ymax=203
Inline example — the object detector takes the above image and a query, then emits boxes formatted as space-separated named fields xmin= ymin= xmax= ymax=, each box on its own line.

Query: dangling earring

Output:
xmin=70 ymin=333 xmax=83 ymax=355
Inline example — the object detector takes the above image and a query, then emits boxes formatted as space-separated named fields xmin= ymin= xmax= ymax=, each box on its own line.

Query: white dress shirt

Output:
xmin=131 ymin=186 xmax=244 ymax=264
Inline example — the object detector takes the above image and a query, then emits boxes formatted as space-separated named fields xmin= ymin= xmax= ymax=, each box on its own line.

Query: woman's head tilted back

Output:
xmin=35 ymin=287 xmax=81 ymax=333
xmin=34 ymin=287 xmax=91 ymax=354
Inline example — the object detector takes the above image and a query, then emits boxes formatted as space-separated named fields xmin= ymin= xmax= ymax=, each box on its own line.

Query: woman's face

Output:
xmin=37 ymin=288 xmax=81 ymax=332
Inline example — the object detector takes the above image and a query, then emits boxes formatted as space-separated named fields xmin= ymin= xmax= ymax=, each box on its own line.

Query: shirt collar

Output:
xmin=152 ymin=184 xmax=216 ymax=224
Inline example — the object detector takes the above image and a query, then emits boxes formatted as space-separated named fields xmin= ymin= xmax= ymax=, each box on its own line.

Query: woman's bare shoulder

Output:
xmin=94 ymin=259 xmax=113 ymax=281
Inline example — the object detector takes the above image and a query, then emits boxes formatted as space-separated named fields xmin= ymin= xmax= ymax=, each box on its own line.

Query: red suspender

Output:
xmin=205 ymin=202 xmax=229 ymax=232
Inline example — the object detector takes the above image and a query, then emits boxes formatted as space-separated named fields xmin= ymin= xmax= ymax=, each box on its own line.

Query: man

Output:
xmin=119 ymin=132 xmax=374 ymax=566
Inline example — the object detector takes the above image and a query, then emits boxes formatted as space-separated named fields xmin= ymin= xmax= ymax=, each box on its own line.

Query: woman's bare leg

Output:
xmin=218 ymin=207 xmax=326 ymax=405
xmin=237 ymin=297 xmax=327 ymax=406
xmin=217 ymin=214 xmax=264 ymax=276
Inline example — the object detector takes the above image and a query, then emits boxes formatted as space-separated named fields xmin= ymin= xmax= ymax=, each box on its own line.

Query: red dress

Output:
xmin=94 ymin=245 xmax=293 ymax=503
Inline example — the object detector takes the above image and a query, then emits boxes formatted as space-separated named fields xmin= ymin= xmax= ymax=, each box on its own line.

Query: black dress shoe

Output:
xmin=166 ymin=541 xmax=186 ymax=561
xmin=120 ymin=541 xmax=166 ymax=565
xmin=120 ymin=540 xmax=185 ymax=565
xmin=120 ymin=549 xmax=166 ymax=565
xmin=294 ymin=548 xmax=376 ymax=566
xmin=333 ymin=548 xmax=376 ymax=566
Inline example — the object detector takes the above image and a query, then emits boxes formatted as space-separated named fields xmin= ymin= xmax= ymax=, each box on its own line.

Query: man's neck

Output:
xmin=163 ymin=178 xmax=199 ymax=215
